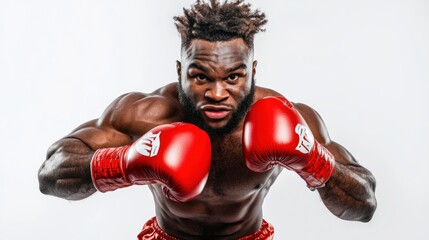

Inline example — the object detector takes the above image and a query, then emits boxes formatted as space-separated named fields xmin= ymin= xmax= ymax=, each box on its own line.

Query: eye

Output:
xmin=195 ymin=74 xmax=207 ymax=81
xmin=227 ymin=74 xmax=239 ymax=81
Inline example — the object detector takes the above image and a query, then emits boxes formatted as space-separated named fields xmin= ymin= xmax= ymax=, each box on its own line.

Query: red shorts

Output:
xmin=137 ymin=217 xmax=274 ymax=240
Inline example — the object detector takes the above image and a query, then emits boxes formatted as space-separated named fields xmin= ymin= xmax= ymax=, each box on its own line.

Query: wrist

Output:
xmin=90 ymin=145 xmax=132 ymax=192
xmin=300 ymin=141 xmax=335 ymax=189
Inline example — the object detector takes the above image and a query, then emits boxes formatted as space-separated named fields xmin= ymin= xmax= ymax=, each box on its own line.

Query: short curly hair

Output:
xmin=174 ymin=0 xmax=267 ymax=49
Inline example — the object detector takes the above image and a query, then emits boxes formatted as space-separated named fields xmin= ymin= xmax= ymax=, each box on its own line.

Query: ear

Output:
xmin=176 ymin=60 xmax=182 ymax=79
xmin=252 ymin=60 xmax=258 ymax=76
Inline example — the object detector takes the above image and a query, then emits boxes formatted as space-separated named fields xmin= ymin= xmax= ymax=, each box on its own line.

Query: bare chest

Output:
xmin=199 ymin=133 xmax=272 ymax=198
xmin=151 ymin=131 xmax=281 ymax=234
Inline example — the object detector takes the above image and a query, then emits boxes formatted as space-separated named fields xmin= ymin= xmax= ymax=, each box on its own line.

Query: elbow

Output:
xmin=337 ymin=185 xmax=377 ymax=222
xmin=336 ymin=198 xmax=377 ymax=223
xmin=336 ymin=199 xmax=377 ymax=222
xmin=359 ymin=197 xmax=377 ymax=223
xmin=38 ymin=182 xmax=48 ymax=195
xmin=360 ymin=174 xmax=377 ymax=222
xmin=356 ymin=182 xmax=377 ymax=222
xmin=38 ymin=165 xmax=95 ymax=201
xmin=37 ymin=163 xmax=59 ymax=197
xmin=38 ymin=167 xmax=52 ymax=196
xmin=360 ymin=214 xmax=374 ymax=223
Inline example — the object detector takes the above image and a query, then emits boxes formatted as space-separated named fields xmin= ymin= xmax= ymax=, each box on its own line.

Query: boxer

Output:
xmin=38 ymin=0 xmax=377 ymax=239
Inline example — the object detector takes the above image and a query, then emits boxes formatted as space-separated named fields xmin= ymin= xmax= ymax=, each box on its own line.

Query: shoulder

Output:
xmin=253 ymin=85 xmax=331 ymax=144
xmin=293 ymin=102 xmax=331 ymax=145
xmin=99 ymin=83 xmax=183 ymax=136
xmin=253 ymin=86 xmax=282 ymax=102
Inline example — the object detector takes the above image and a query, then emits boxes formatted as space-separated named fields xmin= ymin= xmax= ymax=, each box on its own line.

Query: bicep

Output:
xmin=63 ymin=93 xmax=150 ymax=149
xmin=64 ymin=91 xmax=181 ymax=150
xmin=66 ymin=119 xmax=133 ymax=150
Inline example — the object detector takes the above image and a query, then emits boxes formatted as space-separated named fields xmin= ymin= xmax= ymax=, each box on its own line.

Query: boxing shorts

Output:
xmin=137 ymin=217 xmax=274 ymax=240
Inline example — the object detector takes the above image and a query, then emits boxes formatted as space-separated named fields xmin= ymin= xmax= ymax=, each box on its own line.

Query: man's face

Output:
xmin=177 ymin=38 xmax=257 ymax=136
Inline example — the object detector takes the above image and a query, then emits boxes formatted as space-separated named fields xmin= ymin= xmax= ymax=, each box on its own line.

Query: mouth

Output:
xmin=200 ymin=105 xmax=232 ymax=120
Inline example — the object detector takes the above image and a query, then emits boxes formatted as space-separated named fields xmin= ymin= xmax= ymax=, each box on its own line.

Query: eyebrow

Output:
xmin=225 ymin=64 xmax=247 ymax=74
xmin=188 ymin=63 xmax=209 ymax=72
xmin=188 ymin=63 xmax=247 ymax=74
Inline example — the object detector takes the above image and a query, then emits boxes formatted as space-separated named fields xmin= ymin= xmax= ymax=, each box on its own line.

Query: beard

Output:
xmin=177 ymin=81 xmax=255 ymax=137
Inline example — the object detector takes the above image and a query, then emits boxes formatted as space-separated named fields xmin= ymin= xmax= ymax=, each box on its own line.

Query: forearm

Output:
xmin=38 ymin=138 xmax=96 ymax=200
xmin=317 ymin=162 xmax=377 ymax=222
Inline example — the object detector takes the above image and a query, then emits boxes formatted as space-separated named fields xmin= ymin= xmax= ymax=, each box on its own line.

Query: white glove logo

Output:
xmin=135 ymin=131 xmax=161 ymax=157
xmin=295 ymin=124 xmax=314 ymax=154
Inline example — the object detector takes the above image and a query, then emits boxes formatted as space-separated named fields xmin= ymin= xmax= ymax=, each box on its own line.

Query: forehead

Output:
xmin=181 ymin=38 xmax=253 ymax=65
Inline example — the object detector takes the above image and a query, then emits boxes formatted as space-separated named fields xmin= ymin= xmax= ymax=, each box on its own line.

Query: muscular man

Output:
xmin=38 ymin=0 xmax=377 ymax=239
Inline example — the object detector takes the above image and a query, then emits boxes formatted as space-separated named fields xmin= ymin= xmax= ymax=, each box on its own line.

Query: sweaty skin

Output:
xmin=38 ymin=38 xmax=376 ymax=239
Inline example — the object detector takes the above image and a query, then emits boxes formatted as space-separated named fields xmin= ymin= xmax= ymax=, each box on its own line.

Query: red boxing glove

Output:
xmin=243 ymin=96 xmax=335 ymax=189
xmin=91 ymin=122 xmax=211 ymax=202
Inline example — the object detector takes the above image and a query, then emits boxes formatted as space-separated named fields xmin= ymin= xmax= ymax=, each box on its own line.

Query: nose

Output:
xmin=205 ymin=81 xmax=229 ymax=102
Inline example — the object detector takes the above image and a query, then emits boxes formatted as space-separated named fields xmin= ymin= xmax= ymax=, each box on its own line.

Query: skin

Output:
xmin=38 ymin=38 xmax=377 ymax=239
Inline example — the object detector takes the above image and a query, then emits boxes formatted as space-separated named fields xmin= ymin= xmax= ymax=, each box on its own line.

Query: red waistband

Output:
xmin=137 ymin=217 xmax=274 ymax=240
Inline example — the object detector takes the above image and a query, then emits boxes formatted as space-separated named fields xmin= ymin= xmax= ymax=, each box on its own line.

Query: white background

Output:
xmin=1 ymin=0 xmax=428 ymax=239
